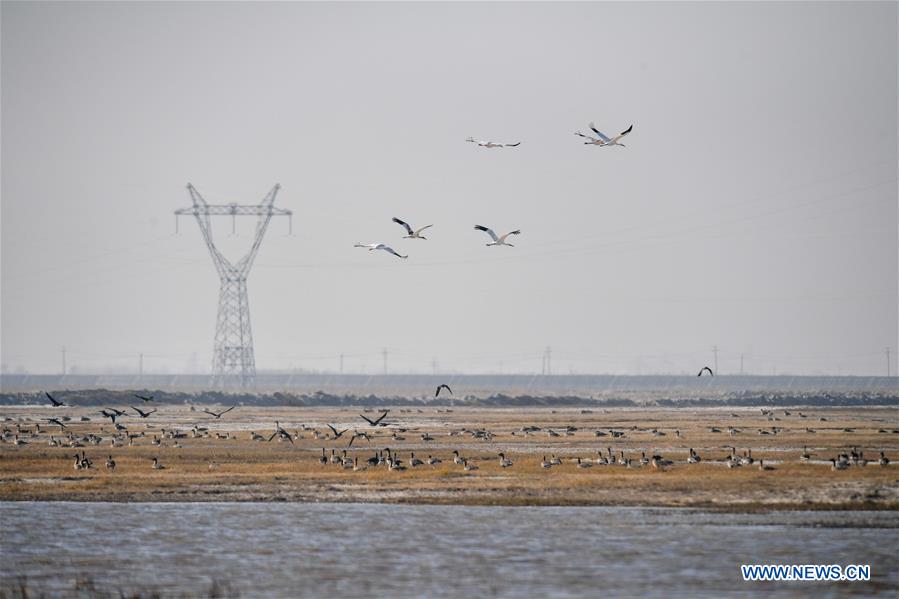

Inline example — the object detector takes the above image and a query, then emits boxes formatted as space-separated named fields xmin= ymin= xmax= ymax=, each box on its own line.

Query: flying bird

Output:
xmin=575 ymin=123 xmax=632 ymax=147
xmin=134 ymin=394 xmax=154 ymax=402
xmin=698 ymin=366 xmax=714 ymax=377
xmin=327 ymin=424 xmax=349 ymax=439
xmin=360 ymin=411 xmax=390 ymax=427
xmin=131 ymin=406 xmax=157 ymax=418
xmin=348 ymin=431 xmax=371 ymax=448
xmin=202 ymin=406 xmax=236 ymax=419
xmin=45 ymin=392 xmax=65 ymax=407
xmin=435 ymin=384 xmax=452 ymax=398
xmin=354 ymin=243 xmax=408 ymax=259
xmin=474 ymin=225 xmax=521 ymax=247
xmin=268 ymin=421 xmax=294 ymax=443
xmin=466 ymin=137 xmax=521 ymax=148
xmin=392 ymin=218 xmax=433 ymax=240
xmin=46 ymin=417 xmax=67 ymax=430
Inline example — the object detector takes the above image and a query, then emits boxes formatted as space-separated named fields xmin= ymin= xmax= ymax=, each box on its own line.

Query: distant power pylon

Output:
xmin=175 ymin=183 xmax=292 ymax=387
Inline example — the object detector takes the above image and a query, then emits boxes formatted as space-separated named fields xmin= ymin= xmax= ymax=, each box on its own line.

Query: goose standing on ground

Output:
xmin=541 ymin=455 xmax=552 ymax=469
xmin=353 ymin=243 xmax=408 ymax=259
xmin=831 ymin=458 xmax=848 ymax=471
xmin=800 ymin=446 xmax=812 ymax=463
xmin=392 ymin=217 xmax=433 ymax=240
xmin=758 ymin=459 xmax=774 ymax=471
xmin=575 ymin=123 xmax=632 ymax=147
xmin=474 ymin=225 xmax=520 ymax=247
xmin=105 ymin=455 xmax=116 ymax=471
xmin=319 ymin=448 xmax=328 ymax=465
xmin=466 ymin=137 xmax=521 ymax=148
xmin=427 ymin=455 xmax=442 ymax=466
xmin=879 ymin=452 xmax=890 ymax=467
xmin=435 ymin=384 xmax=453 ymax=398
xmin=498 ymin=453 xmax=513 ymax=468
xmin=152 ymin=457 xmax=165 ymax=470
xmin=577 ymin=458 xmax=592 ymax=469
xmin=409 ymin=453 xmax=424 ymax=468
xmin=697 ymin=366 xmax=714 ymax=377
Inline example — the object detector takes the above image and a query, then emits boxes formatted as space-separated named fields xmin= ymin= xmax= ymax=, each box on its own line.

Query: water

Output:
xmin=1 ymin=503 xmax=897 ymax=597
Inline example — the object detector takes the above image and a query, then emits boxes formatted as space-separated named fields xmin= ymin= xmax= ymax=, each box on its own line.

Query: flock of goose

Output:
xmin=354 ymin=122 xmax=632 ymax=259
xmin=2 ymin=392 xmax=894 ymax=478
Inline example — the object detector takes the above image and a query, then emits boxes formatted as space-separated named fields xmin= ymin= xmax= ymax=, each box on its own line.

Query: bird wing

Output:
xmin=348 ymin=435 xmax=356 ymax=448
xmin=220 ymin=406 xmax=236 ymax=415
xmin=474 ymin=225 xmax=498 ymax=242
xmin=414 ymin=224 xmax=433 ymax=235
xmin=46 ymin=392 xmax=62 ymax=406
xmin=267 ymin=431 xmax=278 ymax=442
xmin=381 ymin=246 xmax=406 ymax=258
xmin=354 ymin=243 xmax=375 ymax=249
xmin=588 ymin=123 xmax=612 ymax=143
xmin=372 ymin=410 xmax=389 ymax=425
xmin=131 ymin=406 xmax=144 ymax=417
xmin=392 ymin=217 xmax=413 ymax=236
xmin=575 ymin=131 xmax=599 ymax=142
xmin=609 ymin=124 xmax=633 ymax=144
xmin=360 ymin=414 xmax=376 ymax=426
xmin=327 ymin=424 xmax=339 ymax=436
xmin=201 ymin=410 xmax=218 ymax=417
xmin=498 ymin=230 xmax=521 ymax=243
xmin=504 ymin=142 xmax=521 ymax=147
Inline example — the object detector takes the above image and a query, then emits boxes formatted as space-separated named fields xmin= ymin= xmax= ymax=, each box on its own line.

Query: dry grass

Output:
xmin=1 ymin=405 xmax=897 ymax=509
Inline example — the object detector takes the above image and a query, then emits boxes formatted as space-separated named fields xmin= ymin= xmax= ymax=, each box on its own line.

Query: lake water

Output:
xmin=1 ymin=503 xmax=897 ymax=597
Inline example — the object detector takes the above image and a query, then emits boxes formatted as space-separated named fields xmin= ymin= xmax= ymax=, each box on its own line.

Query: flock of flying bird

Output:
xmin=354 ymin=122 xmax=633 ymax=259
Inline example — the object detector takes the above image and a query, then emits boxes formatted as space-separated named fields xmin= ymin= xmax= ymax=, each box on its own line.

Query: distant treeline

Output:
xmin=1 ymin=389 xmax=897 ymax=408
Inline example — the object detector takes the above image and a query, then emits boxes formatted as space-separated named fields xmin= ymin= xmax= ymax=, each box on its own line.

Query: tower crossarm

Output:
xmin=174 ymin=205 xmax=291 ymax=217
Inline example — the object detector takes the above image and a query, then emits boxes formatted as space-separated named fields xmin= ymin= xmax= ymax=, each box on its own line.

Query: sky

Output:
xmin=1 ymin=1 xmax=897 ymax=377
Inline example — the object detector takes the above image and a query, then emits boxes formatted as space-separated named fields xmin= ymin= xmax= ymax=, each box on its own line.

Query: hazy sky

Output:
xmin=2 ymin=1 xmax=897 ymax=376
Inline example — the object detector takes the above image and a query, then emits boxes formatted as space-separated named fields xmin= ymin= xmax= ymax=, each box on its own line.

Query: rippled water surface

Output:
xmin=2 ymin=503 xmax=897 ymax=597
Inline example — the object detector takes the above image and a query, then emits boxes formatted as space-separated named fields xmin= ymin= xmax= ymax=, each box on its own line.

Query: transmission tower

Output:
xmin=175 ymin=183 xmax=292 ymax=387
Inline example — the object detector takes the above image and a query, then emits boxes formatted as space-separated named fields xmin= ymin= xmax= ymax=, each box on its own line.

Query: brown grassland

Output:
xmin=1 ymin=405 xmax=897 ymax=510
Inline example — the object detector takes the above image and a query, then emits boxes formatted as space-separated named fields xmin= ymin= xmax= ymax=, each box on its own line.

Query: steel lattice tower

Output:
xmin=176 ymin=183 xmax=291 ymax=386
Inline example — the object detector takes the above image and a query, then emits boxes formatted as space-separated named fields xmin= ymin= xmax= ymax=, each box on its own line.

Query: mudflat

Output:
xmin=2 ymin=405 xmax=897 ymax=509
